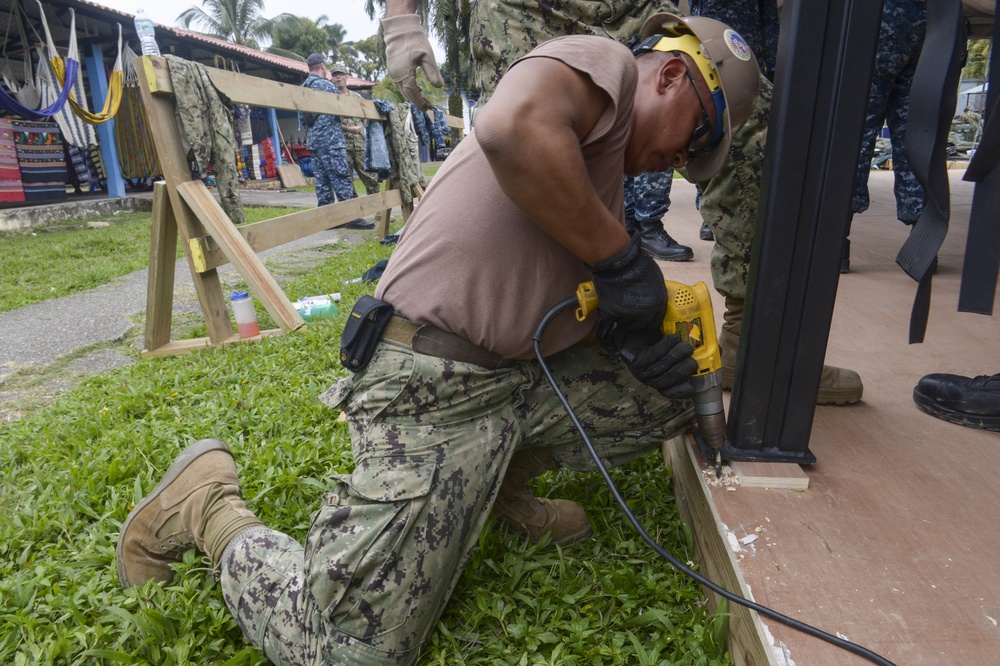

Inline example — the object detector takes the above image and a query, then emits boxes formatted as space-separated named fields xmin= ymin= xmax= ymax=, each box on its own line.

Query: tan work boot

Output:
xmin=492 ymin=449 xmax=592 ymax=546
xmin=115 ymin=438 xmax=263 ymax=588
xmin=719 ymin=328 xmax=863 ymax=405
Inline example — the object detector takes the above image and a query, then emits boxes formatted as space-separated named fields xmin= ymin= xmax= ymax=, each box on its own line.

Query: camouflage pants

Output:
xmin=219 ymin=341 xmax=693 ymax=665
xmin=624 ymin=170 xmax=673 ymax=224
xmin=851 ymin=0 xmax=927 ymax=224
xmin=312 ymin=145 xmax=355 ymax=207
xmin=346 ymin=139 xmax=381 ymax=196
xmin=471 ymin=0 xmax=771 ymax=326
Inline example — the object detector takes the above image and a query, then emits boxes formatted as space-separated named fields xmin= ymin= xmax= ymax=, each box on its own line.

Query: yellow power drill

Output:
xmin=576 ymin=279 xmax=726 ymax=475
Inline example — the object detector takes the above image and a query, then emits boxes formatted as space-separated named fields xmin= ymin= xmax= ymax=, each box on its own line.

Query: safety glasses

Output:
xmin=684 ymin=67 xmax=715 ymax=155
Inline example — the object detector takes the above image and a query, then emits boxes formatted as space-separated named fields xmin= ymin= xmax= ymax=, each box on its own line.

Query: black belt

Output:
xmin=380 ymin=315 xmax=517 ymax=370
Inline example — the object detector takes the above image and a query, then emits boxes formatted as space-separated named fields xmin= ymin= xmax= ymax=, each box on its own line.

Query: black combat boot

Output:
xmin=637 ymin=219 xmax=693 ymax=261
xmin=913 ymin=373 xmax=1000 ymax=432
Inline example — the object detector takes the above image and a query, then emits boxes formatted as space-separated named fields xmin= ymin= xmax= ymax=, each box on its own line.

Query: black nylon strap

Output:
xmin=898 ymin=0 xmax=966 ymax=343
xmin=958 ymin=1 xmax=1000 ymax=316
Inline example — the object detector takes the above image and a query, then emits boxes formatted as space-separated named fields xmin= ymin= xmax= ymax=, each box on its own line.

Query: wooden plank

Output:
xmin=730 ymin=461 xmax=810 ymax=491
xmin=177 ymin=181 xmax=305 ymax=333
xmin=276 ymin=163 xmax=309 ymax=188
xmin=143 ymin=183 xmax=178 ymax=353
xmin=189 ymin=190 xmax=404 ymax=272
xmin=138 ymin=329 xmax=284 ymax=358
xmin=664 ymin=435 xmax=778 ymax=666
xmin=137 ymin=53 xmax=233 ymax=344
xmin=142 ymin=55 xmax=459 ymax=130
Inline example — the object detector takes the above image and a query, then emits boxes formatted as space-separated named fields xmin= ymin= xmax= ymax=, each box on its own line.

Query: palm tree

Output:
xmin=177 ymin=0 xmax=291 ymax=48
xmin=317 ymin=18 xmax=347 ymax=58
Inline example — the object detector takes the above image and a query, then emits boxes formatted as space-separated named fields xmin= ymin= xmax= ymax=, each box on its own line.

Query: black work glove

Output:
xmin=588 ymin=235 xmax=667 ymax=345
xmin=618 ymin=332 xmax=698 ymax=399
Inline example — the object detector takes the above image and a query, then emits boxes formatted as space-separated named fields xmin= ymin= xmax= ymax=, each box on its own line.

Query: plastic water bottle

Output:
xmin=230 ymin=291 xmax=260 ymax=338
xmin=134 ymin=9 xmax=161 ymax=56
xmin=293 ymin=294 xmax=340 ymax=322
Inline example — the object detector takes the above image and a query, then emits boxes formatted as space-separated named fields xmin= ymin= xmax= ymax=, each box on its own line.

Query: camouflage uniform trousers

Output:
xmin=311 ymin=144 xmax=355 ymax=207
xmin=624 ymin=170 xmax=673 ymax=224
xmin=470 ymin=0 xmax=771 ymax=332
xmin=218 ymin=341 xmax=694 ymax=665
xmin=345 ymin=132 xmax=381 ymax=196
xmin=689 ymin=0 xmax=780 ymax=81
xmin=851 ymin=0 xmax=927 ymax=224
xmin=342 ymin=91 xmax=381 ymax=197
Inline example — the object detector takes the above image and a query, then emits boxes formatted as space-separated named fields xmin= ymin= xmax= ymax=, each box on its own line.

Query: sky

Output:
xmin=96 ymin=0 xmax=384 ymax=44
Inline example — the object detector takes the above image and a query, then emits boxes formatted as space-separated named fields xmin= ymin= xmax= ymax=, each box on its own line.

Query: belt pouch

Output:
xmin=340 ymin=296 xmax=395 ymax=372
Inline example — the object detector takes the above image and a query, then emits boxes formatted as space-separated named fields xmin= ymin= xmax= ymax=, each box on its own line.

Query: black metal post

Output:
xmin=721 ymin=0 xmax=885 ymax=463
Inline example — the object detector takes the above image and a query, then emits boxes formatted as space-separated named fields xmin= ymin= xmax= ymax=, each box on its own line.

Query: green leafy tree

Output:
xmin=268 ymin=15 xmax=333 ymax=60
xmin=342 ymin=35 xmax=387 ymax=82
xmin=962 ymin=39 xmax=991 ymax=80
xmin=176 ymin=0 xmax=290 ymax=48
xmin=429 ymin=0 xmax=471 ymax=118
xmin=323 ymin=21 xmax=348 ymax=60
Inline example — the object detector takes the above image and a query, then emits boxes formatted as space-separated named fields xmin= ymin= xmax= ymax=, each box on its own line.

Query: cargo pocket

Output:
xmin=305 ymin=455 xmax=438 ymax=642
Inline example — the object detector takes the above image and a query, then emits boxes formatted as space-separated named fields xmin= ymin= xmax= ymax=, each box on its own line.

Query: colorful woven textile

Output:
xmin=65 ymin=143 xmax=90 ymax=186
xmin=87 ymin=144 xmax=106 ymax=180
xmin=114 ymin=84 xmax=160 ymax=178
xmin=12 ymin=119 xmax=67 ymax=202
xmin=0 ymin=119 xmax=25 ymax=202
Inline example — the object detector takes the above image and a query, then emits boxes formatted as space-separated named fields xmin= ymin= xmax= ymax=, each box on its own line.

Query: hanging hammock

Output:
xmin=0 ymin=0 xmax=78 ymax=120
xmin=52 ymin=19 xmax=124 ymax=125
xmin=115 ymin=44 xmax=160 ymax=179
xmin=1 ymin=0 xmax=40 ymax=108
xmin=38 ymin=44 xmax=96 ymax=148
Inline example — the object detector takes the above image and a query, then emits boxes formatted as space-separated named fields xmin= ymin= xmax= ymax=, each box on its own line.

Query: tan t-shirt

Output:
xmin=376 ymin=36 xmax=637 ymax=360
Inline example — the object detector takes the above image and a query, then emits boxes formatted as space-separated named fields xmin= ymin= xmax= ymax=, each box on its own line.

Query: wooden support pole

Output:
xmin=136 ymin=55 xmax=233 ymax=345
xmin=189 ymin=190 xmax=404 ymax=273
xmin=143 ymin=182 xmax=178 ymax=354
xmin=176 ymin=181 xmax=304 ymax=333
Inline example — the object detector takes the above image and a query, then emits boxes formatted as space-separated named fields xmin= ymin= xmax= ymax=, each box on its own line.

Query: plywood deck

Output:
xmin=660 ymin=169 xmax=1000 ymax=666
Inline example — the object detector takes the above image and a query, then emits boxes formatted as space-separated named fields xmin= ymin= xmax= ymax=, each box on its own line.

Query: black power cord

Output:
xmin=533 ymin=297 xmax=896 ymax=666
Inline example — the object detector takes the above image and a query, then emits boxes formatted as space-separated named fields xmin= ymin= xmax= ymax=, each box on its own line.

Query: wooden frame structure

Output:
xmin=135 ymin=55 xmax=464 ymax=357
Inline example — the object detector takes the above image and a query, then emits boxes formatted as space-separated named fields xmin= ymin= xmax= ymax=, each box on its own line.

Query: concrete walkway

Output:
xmin=0 ymin=188 xmax=382 ymax=420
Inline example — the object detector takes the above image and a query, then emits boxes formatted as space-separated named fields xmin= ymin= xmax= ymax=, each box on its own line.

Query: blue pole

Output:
xmin=268 ymin=108 xmax=284 ymax=166
xmin=86 ymin=43 xmax=125 ymax=198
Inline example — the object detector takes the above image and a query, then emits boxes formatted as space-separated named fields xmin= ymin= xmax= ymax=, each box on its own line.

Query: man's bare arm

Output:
xmin=475 ymin=58 xmax=630 ymax=266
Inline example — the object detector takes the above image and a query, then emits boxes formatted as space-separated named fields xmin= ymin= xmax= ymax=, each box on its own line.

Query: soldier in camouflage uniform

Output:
xmin=301 ymin=54 xmax=375 ymax=230
xmin=116 ymin=18 xmax=757 ymax=663
xmin=301 ymin=56 xmax=354 ymax=206
xmin=330 ymin=64 xmax=381 ymax=197
xmin=844 ymin=0 xmax=927 ymax=272
xmin=455 ymin=0 xmax=860 ymax=403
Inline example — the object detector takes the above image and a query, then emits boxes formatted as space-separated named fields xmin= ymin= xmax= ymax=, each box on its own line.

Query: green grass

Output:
xmin=0 ymin=234 xmax=728 ymax=665
xmin=0 ymin=159 xmax=725 ymax=662
xmin=0 ymin=207 xmax=300 ymax=314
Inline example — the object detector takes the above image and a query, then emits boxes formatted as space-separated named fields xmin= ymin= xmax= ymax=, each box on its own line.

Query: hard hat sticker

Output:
xmin=724 ymin=29 xmax=752 ymax=61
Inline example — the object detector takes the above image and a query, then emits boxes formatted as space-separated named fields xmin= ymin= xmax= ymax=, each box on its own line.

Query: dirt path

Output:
xmin=0 ymin=229 xmax=371 ymax=422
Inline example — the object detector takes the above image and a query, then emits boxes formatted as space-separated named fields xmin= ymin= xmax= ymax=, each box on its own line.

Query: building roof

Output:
xmin=1 ymin=0 xmax=376 ymax=87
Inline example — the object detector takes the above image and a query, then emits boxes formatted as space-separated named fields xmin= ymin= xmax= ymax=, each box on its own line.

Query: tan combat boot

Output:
xmin=115 ymin=438 xmax=263 ymax=588
xmin=719 ymin=328 xmax=863 ymax=405
xmin=492 ymin=449 xmax=592 ymax=546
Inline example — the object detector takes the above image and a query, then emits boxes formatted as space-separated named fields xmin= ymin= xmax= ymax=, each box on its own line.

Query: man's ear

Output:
xmin=657 ymin=56 xmax=689 ymax=94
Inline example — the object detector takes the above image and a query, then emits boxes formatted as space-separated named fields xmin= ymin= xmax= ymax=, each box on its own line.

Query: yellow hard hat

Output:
xmin=636 ymin=13 xmax=761 ymax=181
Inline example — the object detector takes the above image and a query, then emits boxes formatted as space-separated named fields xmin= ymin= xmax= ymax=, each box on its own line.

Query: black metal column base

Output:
xmin=694 ymin=430 xmax=817 ymax=466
